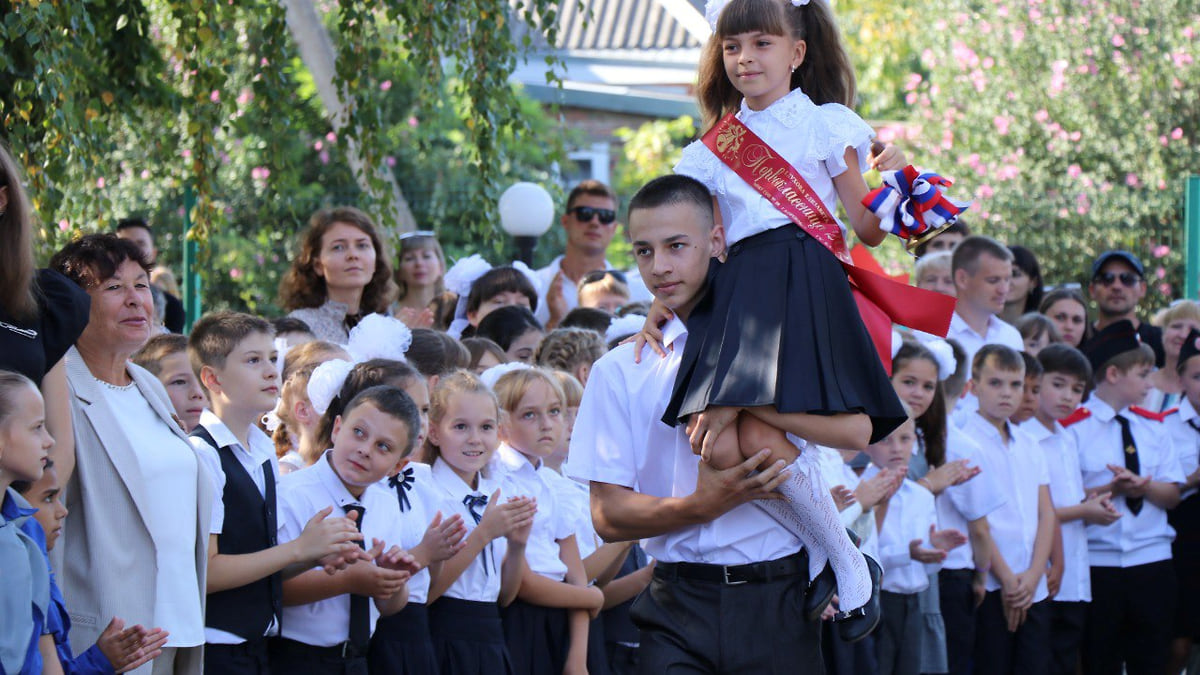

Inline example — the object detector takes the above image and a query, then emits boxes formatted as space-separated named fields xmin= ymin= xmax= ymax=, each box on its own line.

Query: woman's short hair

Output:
xmin=49 ymin=233 xmax=151 ymax=290
xmin=476 ymin=306 xmax=543 ymax=352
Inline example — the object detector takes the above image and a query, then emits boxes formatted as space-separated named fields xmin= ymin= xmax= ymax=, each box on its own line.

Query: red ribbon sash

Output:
xmin=701 ymin=113 xmax=955 ymax=370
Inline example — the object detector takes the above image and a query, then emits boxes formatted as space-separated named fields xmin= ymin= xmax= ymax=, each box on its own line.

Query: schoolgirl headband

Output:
xmin=705 ymin=0 xmax=810 ymax=31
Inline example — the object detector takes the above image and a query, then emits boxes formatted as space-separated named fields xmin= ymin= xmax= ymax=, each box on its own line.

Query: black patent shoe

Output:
xmin=804 ymin=563 xmax=837 ymax=622
xmin=833 ymin=555 xmax=882 ymax=643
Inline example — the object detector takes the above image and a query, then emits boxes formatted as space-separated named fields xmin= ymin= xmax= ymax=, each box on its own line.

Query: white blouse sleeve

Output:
xmin=817 ymin=103 xmax=876 ymax=178
xmin=673 ymin=140 xmax=723 ymax=193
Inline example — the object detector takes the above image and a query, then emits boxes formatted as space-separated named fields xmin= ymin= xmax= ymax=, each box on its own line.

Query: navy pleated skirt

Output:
xmin=500 ymin=600 xmax=569 ymax=675
xmin=663 ymin=225 xmax=906 ymax=443
xmin=428 ymin=598 xmax=513 ymax=675
xmin=368 ymin=603 xmax=438 ymax=675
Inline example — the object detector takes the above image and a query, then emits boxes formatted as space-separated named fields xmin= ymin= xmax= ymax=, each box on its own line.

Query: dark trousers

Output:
xmin=939 ymin=569 xmax=977 ymax=675
xmin=269 ymin=637 xmax=367 ymax=675
xmin=877 ymin=591 xmax=922 ymax=675
xmin=204 ymin=640 xmax=272 ymax=675
xmin=973 ymin=593 xmax=1049 ymax=675
xmin=821 ymin=621 xmax=877 ymax=675
xmin=631 ymin=565 xmax=820 ymax=673
xmin=607 ymin=642 xmax=639 ymax=675
xmin=1048 ymin=601 xmax=1087 ymax=675
xmin=1084 ymin=561 xmax=1177 ymax=675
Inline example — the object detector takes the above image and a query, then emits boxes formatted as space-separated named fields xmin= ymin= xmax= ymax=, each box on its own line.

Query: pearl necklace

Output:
xmin=93 ymin=375 xmax=136 ymax=392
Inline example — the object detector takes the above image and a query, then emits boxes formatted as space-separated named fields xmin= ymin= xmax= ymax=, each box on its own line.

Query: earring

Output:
xmin=790 ymin=65 xmax=796 ymax=74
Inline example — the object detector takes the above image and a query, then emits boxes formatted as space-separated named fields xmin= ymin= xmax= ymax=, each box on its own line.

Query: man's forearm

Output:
xmin=590 ymin=482 xmax=706 ymax=542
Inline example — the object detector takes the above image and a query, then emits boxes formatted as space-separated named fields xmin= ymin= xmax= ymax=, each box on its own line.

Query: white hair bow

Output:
xmin=924 ymin=339 xmax=958 ymax=381
xmin=347 ymin=313 xmax=412 ymax=363
xmin=443 ymin=254 xmax=494 ymax=339
xmin=605 ymin=314 xmax=646 ymax=345
xmin=307 ymin=359 xmax=356 ymax=416
xmin=705 ymin=0 xmax=810 ymax=30
xmin=479 ymin=362 xmax=532 ymax=390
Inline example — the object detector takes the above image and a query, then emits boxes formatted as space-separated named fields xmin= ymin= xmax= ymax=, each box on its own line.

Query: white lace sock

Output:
xmin=753 ymin=499 xmax=828 ymax=582
xmin=776 ymin=457 xmax=872 ymax=611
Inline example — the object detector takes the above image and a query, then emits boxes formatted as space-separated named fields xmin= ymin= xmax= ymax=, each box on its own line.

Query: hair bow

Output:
xmin=444 ymin=254 xmax=494 ymax=338
xmin=479 ymin=362 xmax=532 ymax=390
xmin=924 ymin=339 xmax=958 ymax=381
xmin=348 ymin=313 xmax=412 ymax=363
xmin=307 ymin=359 xmax=355 ymax=416
xmin=605 ymin=314 xmax=646 ymax=345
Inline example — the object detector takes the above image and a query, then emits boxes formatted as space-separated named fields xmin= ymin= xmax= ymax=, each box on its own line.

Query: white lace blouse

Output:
xmin=674 ymin=89 xmax=874 ymax=245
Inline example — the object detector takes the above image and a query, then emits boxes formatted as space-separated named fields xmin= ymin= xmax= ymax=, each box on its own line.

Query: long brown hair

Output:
xmin=394 ymin=234 xmax=447 ymax=300
xmin=278 ymin=207 xmax=398 ymax=313
xmin=697 ymin=0 xmax=857 ymax=131
xmin=892 ymin=341 xmax=947 ymax=468
xmin=0 ymin=142 xmax=37 ymax=321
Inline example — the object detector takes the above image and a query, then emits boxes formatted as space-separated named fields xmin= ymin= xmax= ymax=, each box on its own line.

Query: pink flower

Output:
xmin=1172 ymin=127 xmax=1184 ymax=140
xmin=1154 ymin=245 xmax=1171 ymax=258
xmin=1157 ymin=267 xmax=1167 ymax=279
xmin=251 ymin=166 xmax=270 ymax=181
xmin=140 ymin=170 xmax=150 ymax=179
xmin=385 ymin=156 xmax=397 ymax=167
xmin=978 ymin=184 xmax=995 ymax=199
xmin=313 ymin=140 xmax=323 ymax=151
xmin=1185 ymin=27 xmax=1195 ymax=39
xmin=904 ymin=73 xmax=923 ymax=91
xmin=1112 ymin=34 xmax=1125 ymax=47
xmin=236 ymin=89 xmax=253 ymax=106
xmin=1076 ymin=193 xmax=1091 ymax=215
xmin=993 ymin=115 xmax=1011 ymax=135
xmin=230 ymin=268 xmax=242 ymax=280
xmin=96 ymin=177 xmax=106 ymax=188
xmin=319 ymin=150 xmax=330 ymax=165
xmin=380 ymin=80 xmax=392 ymax=91
xmin=182 ymin=149 xmax=192 ymax=159
xmin=1161 ymin=135 xmax=1170 ymax=147
xmin=407 ymin=116 xmax=419 ymax=128
xmin=210 ymin=90 xmax=221 ymax=103
xmin=325 ymin=132 xmax=337 ymax=143
xmin=1159 ymin=283 xmax=1173 ymax=296
xmin=1125 ymin=173 xmax=1141 ymax=188
xmin=58 ymin=219 xmax=69 ymax=232
xmin=1034 ymin=109 xmax=1049 ymax=123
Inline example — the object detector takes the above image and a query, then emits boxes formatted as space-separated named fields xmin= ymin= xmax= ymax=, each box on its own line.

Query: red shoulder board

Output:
xmin=1059 ymin=407 xmax=1091 ymax=428
xmin=1130 ymin=405 xmax=1170 ymax=422
xmin=1162 ymin=407 xmax=1181 ymax=418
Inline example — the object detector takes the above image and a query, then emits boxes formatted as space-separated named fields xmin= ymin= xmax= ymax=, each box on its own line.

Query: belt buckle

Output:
xmin=723 ymin=566 xmax=748 ymax=586
xmin=341 ymin=641 xmax=352 ymax=658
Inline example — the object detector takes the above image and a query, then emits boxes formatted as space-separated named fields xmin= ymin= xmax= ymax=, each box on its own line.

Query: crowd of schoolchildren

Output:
xmin=5 ymin=174 xmax=1200 ymax=675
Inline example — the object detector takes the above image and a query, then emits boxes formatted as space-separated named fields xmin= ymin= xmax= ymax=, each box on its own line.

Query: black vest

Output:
xmin=192 ymin=426 xmax=282 ymax=640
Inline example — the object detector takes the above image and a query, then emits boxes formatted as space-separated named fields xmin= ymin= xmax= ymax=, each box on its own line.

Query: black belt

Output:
xmin=273 ymin=636 xmax=366 ymax=661
xmin=654 ymin=551 xmax=808 ymax=585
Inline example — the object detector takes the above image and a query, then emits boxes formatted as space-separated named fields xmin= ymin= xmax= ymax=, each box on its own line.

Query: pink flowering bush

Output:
xmin=906 ymin=0 xmax=1199 ymax=303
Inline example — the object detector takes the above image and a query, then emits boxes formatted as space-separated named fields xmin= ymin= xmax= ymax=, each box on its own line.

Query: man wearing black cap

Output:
xmin=1063 ymin=319 xmax=1183 ymax=675
xmin=1081 ymin=251 xmax=1165 ymax=367
xmin=1159 ymin=329 xmax=1200 ymax=674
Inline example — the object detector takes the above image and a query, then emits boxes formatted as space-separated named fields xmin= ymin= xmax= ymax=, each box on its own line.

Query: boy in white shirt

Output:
xmin=188 ymin=311 xmax=363 ymax=675
xmin=964 ymin=345 xmax=1055 ymax=675
xmin=1020 ymin=343 xmax=1120 ymax=675
xmin=864 ymin=419 xmax=966 ymax=675
xmin=1067 ymin=320 xmax=1184 ymax=675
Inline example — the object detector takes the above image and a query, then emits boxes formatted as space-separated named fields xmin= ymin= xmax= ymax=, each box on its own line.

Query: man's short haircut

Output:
xmin=1095 ymin=344 xmax=1155 ymax=385
xmin=914 ymin=220 xmax=971 ymax=258
xmin=188 ymin=310 xmax=274 ymax=376
xmin=951 ymin=235 xmax=1013 ymax=276
xmin=565 ymin=179 xmax=618 ymax=211
xmin=116 ymin=217 xmax=153 ymax=238
xmin=132 ymin=333 xmax=190 ymax=377
xmin=972 ymin=344 xmax=1025 ymax=378
xmin=1020 ymin=351 xmax=1044 ymax=379
xmin=627 ymin=175 xmax=714 ymax=223
xmin=1037 ymin=343 xmax=1093 ymax=384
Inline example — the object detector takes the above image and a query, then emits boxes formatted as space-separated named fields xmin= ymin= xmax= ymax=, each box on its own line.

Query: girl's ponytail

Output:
xmin=792 ymin=0 xmax=856 ymax=107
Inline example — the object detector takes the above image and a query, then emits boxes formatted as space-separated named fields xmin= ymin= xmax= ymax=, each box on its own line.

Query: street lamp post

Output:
xmin=499 ymin=182 xmax=555 ymax=266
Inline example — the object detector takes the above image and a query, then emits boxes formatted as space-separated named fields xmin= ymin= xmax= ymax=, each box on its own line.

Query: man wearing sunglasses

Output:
xmin=1082 ymin=250 xmax=1165 ymax=367
xmin=535 ymin=180 xmax=638 ymax=326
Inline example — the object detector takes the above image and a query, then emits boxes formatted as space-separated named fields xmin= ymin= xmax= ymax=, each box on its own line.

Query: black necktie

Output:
xmin=1188 ymin=419 xmax=1200 ymax=435
xmin=388 ymin=467 xmax=415 ymax=513
xmin=1113 ymin=415 xmax=1143 ymax=515
xmin=342 ymin=504 xmax=370 ymax=651
xmin=463 ymin=494 xmax=493 ymax=576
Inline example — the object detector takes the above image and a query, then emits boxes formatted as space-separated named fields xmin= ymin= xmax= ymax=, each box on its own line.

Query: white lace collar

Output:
xmin=738 ymin=89 xmax=815 ymax=128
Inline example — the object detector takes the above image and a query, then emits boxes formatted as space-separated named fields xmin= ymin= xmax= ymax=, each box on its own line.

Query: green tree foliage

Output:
xmin=0 ymin=0 xmax=570 ymax=314
xmin=907 ymin=0 xmax=1199 ymax=302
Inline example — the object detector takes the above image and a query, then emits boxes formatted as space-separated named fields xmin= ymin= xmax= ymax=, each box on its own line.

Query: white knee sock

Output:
xmin=775 ymin=456 xmax=872 ymax=611
xmin=753 ymin=498 xmax=828 ymax=582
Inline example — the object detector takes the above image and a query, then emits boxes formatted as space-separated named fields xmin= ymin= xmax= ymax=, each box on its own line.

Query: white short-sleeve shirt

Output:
xmin=492 ymin=444 xmax=573 ymax=581
xmin=276 ymin=452 xmax=406 ymax=647
xmin=963 ymin=415 xmax=1050 ymax=601
xmin=1064 ymin=397 xmax=1185 ymax=567
xmin=1163 ymin=399 xmax=1200 ymax=500
xmin=566 ymin=318 xmax=801 ymax=565
xmin=543 ymin=469 xmax=601 ymax=561
xmin=1019 ymin=418 xmax=1091 ymax=603
xmin=674 ymin=89 xmax=873 ymax=246
xmin=865 ymin=467 xmax=941 ymax=594
xmin=937 ymin=423 xmax=1007 ymax=571
xmin=378 ymin=461 xmax=440 ymax=604
xmin=427 ymin=458 xmax=510 ymax=602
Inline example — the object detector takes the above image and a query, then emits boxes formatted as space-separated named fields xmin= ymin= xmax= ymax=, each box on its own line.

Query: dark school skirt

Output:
xmin=500 ymin=599 xmax=569 ymax=675
xmin=1170 ymin=492 xmax=1200 ymax=638
xmin=368 ymin=603 xmax=438 ymax=675
xmin=663 ymin=225 xmax=907 ymax=443
xmin=428 ymin=598 xmax=513 ymax=675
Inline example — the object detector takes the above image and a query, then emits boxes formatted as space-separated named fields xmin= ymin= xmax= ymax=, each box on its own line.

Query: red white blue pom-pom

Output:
xmin=863 ymin=166 xmax=972 ymax=241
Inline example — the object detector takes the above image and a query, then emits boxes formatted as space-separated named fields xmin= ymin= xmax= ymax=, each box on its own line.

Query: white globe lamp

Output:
xmin=499 ymin=182 xmax=555 ymax=265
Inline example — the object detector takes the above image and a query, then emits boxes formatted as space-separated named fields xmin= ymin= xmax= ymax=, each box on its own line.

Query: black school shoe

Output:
xmin=803 ymin=563 xmax=837 ymax=621
xmin=833 ymin=555 xmax=882 ymax=643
